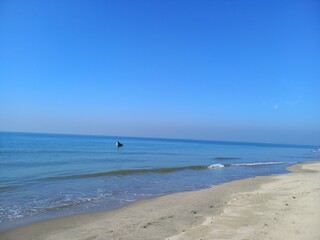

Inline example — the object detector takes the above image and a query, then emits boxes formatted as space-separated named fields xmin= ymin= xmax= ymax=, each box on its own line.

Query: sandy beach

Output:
xmin=1 ymin=161 xmax=319 ymax=240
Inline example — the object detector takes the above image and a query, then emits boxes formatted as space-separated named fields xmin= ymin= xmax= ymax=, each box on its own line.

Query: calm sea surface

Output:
xmin=0 ymin=132 xmax=318 ymax=231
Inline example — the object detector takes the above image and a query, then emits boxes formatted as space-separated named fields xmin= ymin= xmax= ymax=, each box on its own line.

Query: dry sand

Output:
xmin=1 ymin=162 xmax=319 ymax=240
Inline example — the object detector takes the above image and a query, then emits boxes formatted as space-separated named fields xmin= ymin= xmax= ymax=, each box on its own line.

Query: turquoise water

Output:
xmin=0 ymin=132 xmax=318 ymax=231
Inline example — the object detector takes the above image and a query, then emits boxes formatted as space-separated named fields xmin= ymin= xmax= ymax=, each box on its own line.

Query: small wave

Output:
xmin=42 ymin=165 xmax=209 ymax=181
xmin=36 ymin=162 xmax=287 ymax=182
xmin=208 ymin=161 xmax=285 ymax=169
xmin=42 ymin=162 xmax=288 ymax=181
xmin=228 ymin=161 xmax=285 ymax=166
xmin=0 ymin=185 xmax=19 ymax=193
xmin=208 ymin=164 xmax=225 ymax=169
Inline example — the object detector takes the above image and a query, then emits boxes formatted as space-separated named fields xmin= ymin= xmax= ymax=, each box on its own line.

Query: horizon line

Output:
xmin=0 ymin=130 xmax=317 ymax=149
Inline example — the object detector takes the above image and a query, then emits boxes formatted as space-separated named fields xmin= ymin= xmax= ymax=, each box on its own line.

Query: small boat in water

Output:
xmin=116 ymin=141 xmax=123 ymax=148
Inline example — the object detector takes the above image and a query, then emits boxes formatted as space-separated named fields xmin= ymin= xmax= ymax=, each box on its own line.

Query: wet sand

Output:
xmin=1 ymin=161 xmax=319 ymax=240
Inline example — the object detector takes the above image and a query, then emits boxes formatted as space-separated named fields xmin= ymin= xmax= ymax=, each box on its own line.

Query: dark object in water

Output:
xmin=116 ymin=141 xmax=123 ymax=147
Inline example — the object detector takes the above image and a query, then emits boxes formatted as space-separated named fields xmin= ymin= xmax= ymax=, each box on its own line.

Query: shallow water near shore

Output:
xmin=0 ymin=132 xmax=318 ymax=231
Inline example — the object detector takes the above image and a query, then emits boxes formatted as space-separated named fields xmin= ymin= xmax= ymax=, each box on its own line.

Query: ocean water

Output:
xmin=0 ymin=132 xmax=318 ymax=231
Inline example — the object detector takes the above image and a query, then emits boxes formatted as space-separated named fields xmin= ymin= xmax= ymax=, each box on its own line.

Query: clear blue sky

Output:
xmin=0 ymin=0 xmax=319 ymax=145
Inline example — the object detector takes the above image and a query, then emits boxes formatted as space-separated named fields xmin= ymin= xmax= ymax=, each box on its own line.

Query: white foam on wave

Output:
xmin=230 ymin=161 xmax=284 ymax=166
xmin=208 ymin=164 xmax=225 ymax=169
xmin=207 ymin=161 xmax=286 ymax=169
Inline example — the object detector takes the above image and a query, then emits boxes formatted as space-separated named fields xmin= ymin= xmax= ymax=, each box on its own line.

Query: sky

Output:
xmin=0 ymin=0 xmax=319 ymax=145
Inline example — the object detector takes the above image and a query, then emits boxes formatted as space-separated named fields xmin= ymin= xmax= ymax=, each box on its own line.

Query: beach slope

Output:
xmin=1 ymin=162 xmax=319 ymax=240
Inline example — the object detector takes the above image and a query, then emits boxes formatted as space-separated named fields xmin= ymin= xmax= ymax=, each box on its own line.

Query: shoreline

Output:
xmin=0 ymin=163 xmax=292 ymax=233
xmin=1 ymin=161 xmax=319 ymax=240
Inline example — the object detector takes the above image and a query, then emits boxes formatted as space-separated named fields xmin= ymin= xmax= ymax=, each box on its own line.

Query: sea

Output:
xmin=0 ymin=132 xmax=319 ymax=231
